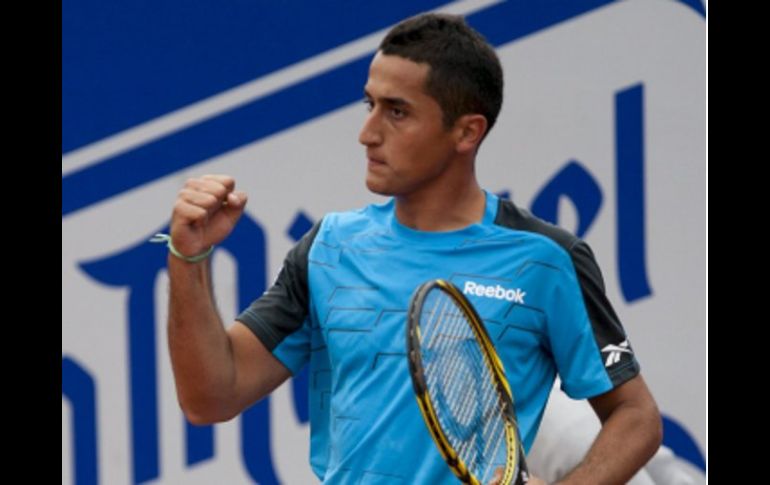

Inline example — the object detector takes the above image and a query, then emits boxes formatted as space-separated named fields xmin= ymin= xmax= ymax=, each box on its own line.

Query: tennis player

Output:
xmin=165 ymin=12 xmax=662 ymax=484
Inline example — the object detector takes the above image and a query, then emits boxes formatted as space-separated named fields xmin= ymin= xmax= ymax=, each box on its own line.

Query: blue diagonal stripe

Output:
xmin=62 ymin=0 xmax=703 ymax=217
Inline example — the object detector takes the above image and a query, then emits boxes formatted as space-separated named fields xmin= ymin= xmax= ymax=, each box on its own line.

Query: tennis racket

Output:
xmin=407 ymin=279 xmax=529 ymax=485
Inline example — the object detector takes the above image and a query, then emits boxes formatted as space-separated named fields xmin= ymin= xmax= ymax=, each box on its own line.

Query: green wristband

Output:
xmin=150 ymin=233 xmax=214 ymax=263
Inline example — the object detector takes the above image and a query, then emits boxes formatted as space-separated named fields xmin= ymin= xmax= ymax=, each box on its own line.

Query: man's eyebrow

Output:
xmin=363 ymin=89 xmax=412 ymax=107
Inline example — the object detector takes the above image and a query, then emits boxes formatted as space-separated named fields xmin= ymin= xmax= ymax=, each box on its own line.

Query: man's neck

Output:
xmin=394 ymin=179 xmax=486 ymax=232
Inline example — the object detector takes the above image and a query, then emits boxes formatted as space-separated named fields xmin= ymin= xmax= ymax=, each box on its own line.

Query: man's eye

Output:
xmin=391 ymin=108 xmax=406 ymax=119
xmin=363 ymin=99 xmax=374 ymax=112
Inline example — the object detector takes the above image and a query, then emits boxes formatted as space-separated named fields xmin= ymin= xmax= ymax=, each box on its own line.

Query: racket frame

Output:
xmin=407 ymin=279 xmax=523 ymax=485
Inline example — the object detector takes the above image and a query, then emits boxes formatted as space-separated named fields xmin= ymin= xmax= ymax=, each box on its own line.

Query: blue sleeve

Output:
xmin=548 ymin=240 xmax=640 ymax=399
xmin=237 ymin=220 xmax=322 ymax=351
xmin=272 ymin=317 xmax=312 ymax=374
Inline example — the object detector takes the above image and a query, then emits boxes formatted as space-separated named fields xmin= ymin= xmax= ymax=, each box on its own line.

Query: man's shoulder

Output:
xmin=316 ymin=199 xmax=392 ymax=242
xmin=493 ymin=198 xmax=580 ymax=255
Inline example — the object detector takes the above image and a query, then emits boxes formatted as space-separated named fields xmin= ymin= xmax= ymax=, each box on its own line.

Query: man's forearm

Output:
xmin=555 ymin=399 xmax=662 ymax=485
xmin=167 ymin=255 xmax=236 ymax=423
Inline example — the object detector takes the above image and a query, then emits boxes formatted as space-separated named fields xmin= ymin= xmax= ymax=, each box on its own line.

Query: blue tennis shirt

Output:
xmin=238 ymin=191 xmax=639 ymax=483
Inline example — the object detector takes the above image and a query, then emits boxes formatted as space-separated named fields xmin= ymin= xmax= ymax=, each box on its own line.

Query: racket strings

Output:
xmin=467 ymin=351 xmax=508 ymax=477
xmin=424 ymin=297 xmax=493 ymax=433
xmin=419 ymin=289 xmax=511 ymax=482
xmin=439 ymin=314 xmax=507 ymax=481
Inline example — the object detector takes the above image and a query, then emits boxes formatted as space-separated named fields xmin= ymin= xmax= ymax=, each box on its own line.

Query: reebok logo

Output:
xmin=463 ymin=281 xmax=526 ymax=305
xmin=601 ymin=340 xmax=632 ymax=367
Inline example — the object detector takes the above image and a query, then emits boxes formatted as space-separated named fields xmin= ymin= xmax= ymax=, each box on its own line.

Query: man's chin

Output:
xmin=365 ymin=177 xmax=395 ymax=196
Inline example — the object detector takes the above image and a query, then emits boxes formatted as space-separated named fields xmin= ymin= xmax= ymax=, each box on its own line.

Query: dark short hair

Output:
xmin=379 ymin=13 xmax=504 ymax=137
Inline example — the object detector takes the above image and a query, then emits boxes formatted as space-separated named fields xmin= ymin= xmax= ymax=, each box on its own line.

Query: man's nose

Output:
xmin=359 ymin=112 xmax=383 ymax=146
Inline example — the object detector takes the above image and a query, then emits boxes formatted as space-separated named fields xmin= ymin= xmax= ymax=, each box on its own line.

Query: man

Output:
xmin=166 ymin=13 xmax=662 ymax=484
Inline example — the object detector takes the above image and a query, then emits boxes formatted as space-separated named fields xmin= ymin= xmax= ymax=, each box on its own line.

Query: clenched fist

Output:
xmin=170 ymin=174 xmax=248 ymax=259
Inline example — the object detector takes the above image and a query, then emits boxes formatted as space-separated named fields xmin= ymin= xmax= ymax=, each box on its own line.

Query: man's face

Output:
xmin=360 ymin=52 xmax=457 ymax=196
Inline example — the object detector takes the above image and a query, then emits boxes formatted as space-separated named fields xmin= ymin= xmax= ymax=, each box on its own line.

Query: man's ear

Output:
xmin=454 ymin=114 xmax=488 ymax=154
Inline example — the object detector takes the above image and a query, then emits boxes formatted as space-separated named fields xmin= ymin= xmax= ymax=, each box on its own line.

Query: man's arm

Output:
xmin=166 ymin=174 xmax=292 ymax=425
xmin=554 ymin=375 xmax=662 ymax=485
xmin=168 ymin=257 xmax=291 ymax=424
